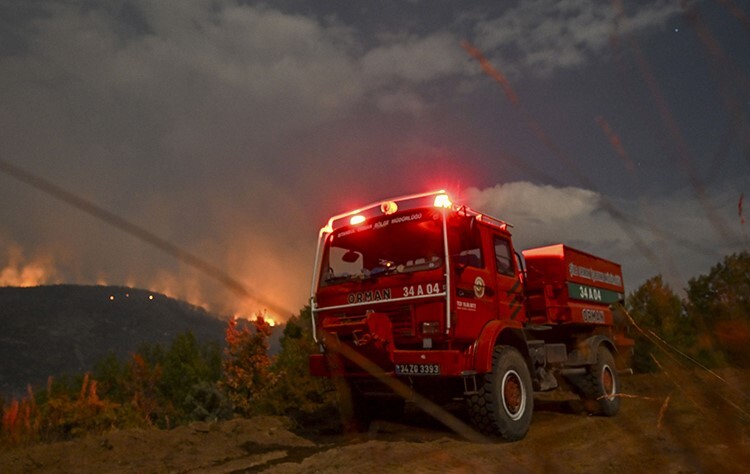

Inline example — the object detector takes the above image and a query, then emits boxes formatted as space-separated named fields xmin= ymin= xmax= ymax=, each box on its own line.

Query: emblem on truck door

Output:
xmin=474 ymin=276 xmax=486 ymax=298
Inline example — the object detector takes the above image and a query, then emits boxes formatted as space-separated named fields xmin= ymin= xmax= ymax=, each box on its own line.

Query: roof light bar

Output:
xmin=321 ymin=190 xmax=448 ymax=234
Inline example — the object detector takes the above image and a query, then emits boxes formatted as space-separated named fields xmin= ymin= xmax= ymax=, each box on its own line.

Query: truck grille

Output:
xmin=331 ymin=306 xmax=414 ymax=337
xmin=389 ymin=306 xmax=413 ymax=337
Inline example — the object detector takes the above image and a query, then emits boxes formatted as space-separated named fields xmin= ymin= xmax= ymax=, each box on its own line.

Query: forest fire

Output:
xmin=0 ymin=239 xmax=290 ymax=326
xmin=0 ymin=244 xmax=58 ymax=287
xmin=233 ymin=312 xmax=277 ymax=327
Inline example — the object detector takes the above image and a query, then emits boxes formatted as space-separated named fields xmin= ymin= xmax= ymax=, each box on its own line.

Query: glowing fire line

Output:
xmin=0 ymin=158 xmax=292 ymax=319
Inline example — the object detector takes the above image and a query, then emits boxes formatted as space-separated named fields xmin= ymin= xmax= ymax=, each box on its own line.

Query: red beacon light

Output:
xmin=433 ymin=193 xmax=452 ymax=208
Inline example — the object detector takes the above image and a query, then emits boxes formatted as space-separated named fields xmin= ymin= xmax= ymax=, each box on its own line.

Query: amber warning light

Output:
xmin=381 ymin=201 xmax=398 ymax=215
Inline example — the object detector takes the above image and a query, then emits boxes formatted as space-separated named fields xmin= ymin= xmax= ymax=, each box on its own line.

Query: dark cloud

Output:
xmin=473 ymin=0 xmax=681 ymax=77
xmin=1 ymin=0 xmax=748 ymax=318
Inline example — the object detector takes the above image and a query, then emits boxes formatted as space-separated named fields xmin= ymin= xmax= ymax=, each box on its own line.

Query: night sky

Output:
xmin=1 ymin=0 xmax=748 ymax=321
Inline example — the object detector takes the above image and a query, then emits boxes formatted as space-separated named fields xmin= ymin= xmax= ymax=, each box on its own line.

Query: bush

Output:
xmin=257 ymin=308 xmax=337 ymax=427
xmin=94 ymin=331 xmax=225 ymax=428
xmin=184 ymin=382 xmax=233 ymax=422
xmin=1 ymin=375 xmax=146 ymax=448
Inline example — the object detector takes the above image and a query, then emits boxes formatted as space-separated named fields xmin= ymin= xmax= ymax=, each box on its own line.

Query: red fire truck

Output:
xmin=309 ymin=191 xmax=633 ymax=440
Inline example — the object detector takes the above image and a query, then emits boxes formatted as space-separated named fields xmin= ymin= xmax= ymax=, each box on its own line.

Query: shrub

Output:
xmin=184 ymin=382 xmax=233 ymax=422
xmin=257 ymin=308 xmax=337 ymax=427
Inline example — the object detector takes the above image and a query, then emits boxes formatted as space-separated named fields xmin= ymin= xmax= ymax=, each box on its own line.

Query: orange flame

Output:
xmin=0 ymin=243 xmax=58 ymax=287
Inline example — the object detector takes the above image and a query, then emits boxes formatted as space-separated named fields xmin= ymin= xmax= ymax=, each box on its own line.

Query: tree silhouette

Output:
xmin=687 ymin=251 xmax=750 ymax=366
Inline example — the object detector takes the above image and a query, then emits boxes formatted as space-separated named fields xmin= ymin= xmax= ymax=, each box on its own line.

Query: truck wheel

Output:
xmin=468 ymin=345 xmax=533 ymax=441
xmin=337 ymin=382 xmax=404 ymax=432
xmin=335 ymin=380 xmax=371 ymax=432
xmin=335 ymin=380 xmax=356 ymax=433
xmin=576 ymin=346 xmax=620 ymax=416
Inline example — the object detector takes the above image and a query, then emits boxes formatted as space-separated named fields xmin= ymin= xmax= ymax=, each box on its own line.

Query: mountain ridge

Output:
xmin=0 ymin=284 xmax=229 ymax=397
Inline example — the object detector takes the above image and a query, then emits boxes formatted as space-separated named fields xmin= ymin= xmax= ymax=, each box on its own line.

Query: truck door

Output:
xmin=451 ymin=222 xmax=496 ymax=339
xmin=492 ymin=235 xmax=526 ymax=322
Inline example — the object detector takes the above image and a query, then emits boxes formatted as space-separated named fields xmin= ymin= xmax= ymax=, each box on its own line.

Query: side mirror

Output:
xmin=453 ymin=253 xmax=479 ymax=274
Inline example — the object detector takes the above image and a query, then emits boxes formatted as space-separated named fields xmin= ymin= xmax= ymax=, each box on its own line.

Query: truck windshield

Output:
xmin=320 ymin=210 xmax=444 ymax=286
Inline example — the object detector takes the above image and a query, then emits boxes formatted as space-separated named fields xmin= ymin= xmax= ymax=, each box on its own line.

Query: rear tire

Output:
xmin=573 ymin=346 xmax=620 ymax=416
xmin=467 ymin=345 xmax=533 ymax=441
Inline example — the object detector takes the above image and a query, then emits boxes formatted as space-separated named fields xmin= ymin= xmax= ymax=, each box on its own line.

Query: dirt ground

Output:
xmin=3 ymin=370 xmax=750 ymax=473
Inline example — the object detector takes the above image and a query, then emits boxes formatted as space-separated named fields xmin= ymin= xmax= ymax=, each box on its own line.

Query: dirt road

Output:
xmin=2 ymin=371 xmax=750 ymax=473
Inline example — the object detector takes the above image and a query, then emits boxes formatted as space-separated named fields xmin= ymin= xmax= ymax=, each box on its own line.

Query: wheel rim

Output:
xmin=501 ymin=370 xmax=526 ymax=421
xmin=601 ymin=364 xmax=616 ymax=400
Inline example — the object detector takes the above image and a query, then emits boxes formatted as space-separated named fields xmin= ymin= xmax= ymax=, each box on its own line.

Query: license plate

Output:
xmin=395 ymin=363 xmax=440 ymax=375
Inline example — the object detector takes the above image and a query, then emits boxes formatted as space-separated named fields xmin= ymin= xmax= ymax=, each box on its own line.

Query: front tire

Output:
xmin=336 ymin=381 xmax=405 ymax=432
xmin=468 ymin=345 xmax=534 ymax=441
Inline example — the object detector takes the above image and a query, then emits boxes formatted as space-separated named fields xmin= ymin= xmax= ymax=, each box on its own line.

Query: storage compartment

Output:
xmin=522 ymin=244 xmax=624 ymax=325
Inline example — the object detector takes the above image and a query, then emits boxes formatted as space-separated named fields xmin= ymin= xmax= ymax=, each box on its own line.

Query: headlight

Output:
xmin=421 ymin=321 xmax=440 ymax=335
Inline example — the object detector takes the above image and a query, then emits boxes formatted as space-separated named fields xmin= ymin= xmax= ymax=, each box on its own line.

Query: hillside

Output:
xmin=0 ymin=285 xmax=228 ymax=397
